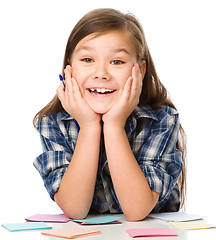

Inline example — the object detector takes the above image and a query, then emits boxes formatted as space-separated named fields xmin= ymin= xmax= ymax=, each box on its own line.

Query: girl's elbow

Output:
xmin=58 ymin=204 xmax=88 ymax=220
xmin=123 ymin=205 xmax=150 ymax=221
xmin=124 ymin=201 xmax=158 ymax=221
xmin=125 ymin=212 xmax=148 ymax=222
xmin=64 ymin=209 xmax=88 ymax=220
xmin=54 ymin=194 xmax=88 ymax=220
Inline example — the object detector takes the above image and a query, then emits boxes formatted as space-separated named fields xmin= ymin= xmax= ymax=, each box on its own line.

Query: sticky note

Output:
xmin=148 ymin=212 xmax=204 ymax=222
xmin=1 ymin=222 xmax=52 ymax=232
xmin=25 ymin=213 xmax=71 ymax=223
xmin=73 ymin=216 xmax=122 ymax=225
xmin=41 ymin=227 xmax=102 ymax=239
xmin=169 ymin=221 xmax=216 ymax=230
xmin=126 ymin=228 xmax=178 ymax=238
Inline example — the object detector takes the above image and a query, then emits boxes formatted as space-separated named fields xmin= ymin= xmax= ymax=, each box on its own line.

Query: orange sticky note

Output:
xmin=41 ymin=227 xmax=102 ymax=239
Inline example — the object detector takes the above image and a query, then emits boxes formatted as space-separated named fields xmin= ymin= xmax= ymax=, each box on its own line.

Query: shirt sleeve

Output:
xmin=33 ymin=115 xmax=73 ymax=201
xmin=136 ymin=108 xmax=182 ymax=208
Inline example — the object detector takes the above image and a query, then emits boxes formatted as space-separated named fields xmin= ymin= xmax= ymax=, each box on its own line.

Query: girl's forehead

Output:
xmin=74 ymin=31 xmax=136 ymax=56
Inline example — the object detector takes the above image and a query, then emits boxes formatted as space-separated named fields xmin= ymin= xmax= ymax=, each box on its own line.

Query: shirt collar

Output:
xmin=132 ymin=104 xmax=158 ymax=121
xmin=60 ymin=111 xmax=74 ymax=120
xmin=125 ymin=104 xmax=158 ymax=136
xmin=59 ymin=104 xmax=158 ymax=134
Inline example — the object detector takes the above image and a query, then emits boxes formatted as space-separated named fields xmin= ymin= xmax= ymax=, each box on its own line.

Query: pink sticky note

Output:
xmin=25 ymin=214 xmax=71 ymax=223
xmin=126 ymin=228 xmax=178 ymax=238
xmin=41 ymin=227 xmax=102 ymax=239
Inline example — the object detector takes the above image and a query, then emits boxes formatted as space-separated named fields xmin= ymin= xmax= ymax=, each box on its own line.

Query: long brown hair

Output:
xmin=33 ymin=8 xmax=187 ymax=209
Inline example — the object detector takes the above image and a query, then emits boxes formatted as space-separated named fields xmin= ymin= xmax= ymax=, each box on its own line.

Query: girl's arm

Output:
xmin=103 ymin=125 xmax=159 ymax=221
xmin=103 ymin=63 xmax=159 ymax=221
xmin=54 ymin=124 xmax=101 ymax=219
xmin=55 ymin=66 xmax=101 ymax=219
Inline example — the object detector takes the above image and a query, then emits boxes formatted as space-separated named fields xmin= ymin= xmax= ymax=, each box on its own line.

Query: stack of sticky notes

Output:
xmin=2 ymin=222 xmax=52 ymax=232
xmin=148 ymin=212 xmax=204 ymax=222
xmin=25 ymin=213 xmax=71 ymax=223
xmin=73 ymin=216 xmax=122 ymax=225
xmin=148 ymin=212 xmax=216 ymax=231
xmin=169 ymin=221 xmax=216 ymax=231
xmin=41 ymin=227 xmax=102 ymax=238
xmin=126 ymin=228 xmax=178 ymax=238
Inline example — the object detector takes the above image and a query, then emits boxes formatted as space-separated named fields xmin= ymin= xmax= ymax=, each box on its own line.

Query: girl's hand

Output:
xmin=57 ymin=65 xmax=101 ymax=129
xmin=102 ymin=63 xmax=143 ymax=128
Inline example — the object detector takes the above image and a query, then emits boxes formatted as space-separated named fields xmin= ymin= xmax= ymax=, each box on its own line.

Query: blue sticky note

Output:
xmin=74 ymin=216 xmax=121 ymax=224
xmin=2 ymin=222 xmax=52 ymax=232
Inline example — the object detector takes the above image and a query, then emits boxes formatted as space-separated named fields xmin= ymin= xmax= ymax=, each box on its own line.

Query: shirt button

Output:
xmin=112 ymin=203 xmax=118 ymax=210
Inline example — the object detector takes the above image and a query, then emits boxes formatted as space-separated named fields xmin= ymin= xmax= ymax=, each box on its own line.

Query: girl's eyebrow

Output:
xmin=76 ymin=46 xmax=95 ymax=52
xmin=112 ymin=48 xmax=130 ymax=56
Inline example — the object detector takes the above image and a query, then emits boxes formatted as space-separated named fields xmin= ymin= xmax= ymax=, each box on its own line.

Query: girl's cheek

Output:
xmin=71 ymin=65 xmax=82 ymax=79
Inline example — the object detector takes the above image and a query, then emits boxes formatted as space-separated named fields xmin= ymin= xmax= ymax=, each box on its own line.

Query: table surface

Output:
xmin=1 ymin=214 xmax=216 ymax=240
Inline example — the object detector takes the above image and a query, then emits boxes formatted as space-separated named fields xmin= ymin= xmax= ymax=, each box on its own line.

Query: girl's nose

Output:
xmin=93 ymin=63 xmax=111 ymax=80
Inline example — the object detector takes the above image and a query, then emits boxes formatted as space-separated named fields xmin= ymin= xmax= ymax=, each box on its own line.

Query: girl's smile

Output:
xmin=70 ymin=31 xmax=137 ymax=114
xmin=88 ymin=88 xmax=115 ymax=95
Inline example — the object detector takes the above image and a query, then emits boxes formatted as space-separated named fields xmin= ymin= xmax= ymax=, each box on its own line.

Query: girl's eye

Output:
xmin=111 ymin=60 xmax=125 ymax=65
xmin=81 ymin=58 xmax=94 ymax=63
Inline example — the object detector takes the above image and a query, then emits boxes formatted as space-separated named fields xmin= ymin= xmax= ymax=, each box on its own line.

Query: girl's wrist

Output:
xmin=103 ymin=122 xmax=125 ymax=135
xmin=79 ymin=120 xmax=102 ymax=135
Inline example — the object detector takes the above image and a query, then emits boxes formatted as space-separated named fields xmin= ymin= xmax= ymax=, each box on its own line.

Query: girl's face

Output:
xmin=70 ymin=31 xmax=138 ymax=114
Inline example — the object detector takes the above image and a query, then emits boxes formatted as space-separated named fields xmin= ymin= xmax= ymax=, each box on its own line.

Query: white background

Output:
xmin=0 ymin=0 xmax=216 ymax=225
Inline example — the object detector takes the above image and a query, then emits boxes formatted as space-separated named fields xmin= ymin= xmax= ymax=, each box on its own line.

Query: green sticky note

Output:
xmin=74 ymin=216 xmax=121 ymax=224
xmin=2 ymin=222 xmax=52 ymax=232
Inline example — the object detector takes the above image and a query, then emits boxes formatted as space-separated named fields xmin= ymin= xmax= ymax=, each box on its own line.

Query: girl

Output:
xmin=33 ymin=8 xmax=186 ymax=222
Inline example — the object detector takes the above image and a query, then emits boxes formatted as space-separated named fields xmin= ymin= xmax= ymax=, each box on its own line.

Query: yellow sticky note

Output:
xmin=169 ymin=221 xmax=216 ymax=231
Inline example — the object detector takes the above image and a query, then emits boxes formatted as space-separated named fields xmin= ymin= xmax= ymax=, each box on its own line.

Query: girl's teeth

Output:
xmin=90 ymin=88 xmax=114 ymax=93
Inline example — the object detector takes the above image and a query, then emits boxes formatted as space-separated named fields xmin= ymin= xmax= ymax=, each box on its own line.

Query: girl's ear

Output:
xmin=139 ymin=60 xmax=146 ymax=79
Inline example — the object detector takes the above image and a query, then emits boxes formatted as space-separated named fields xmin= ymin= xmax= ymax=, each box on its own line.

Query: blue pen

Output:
xmin=59 ymin=74 xmax=65 ymax=88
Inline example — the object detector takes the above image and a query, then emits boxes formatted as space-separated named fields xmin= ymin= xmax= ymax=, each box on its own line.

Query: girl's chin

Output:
xmin=89 ymin=104 xmax=112 ymax=115
xmin=92 ymin=108 xmax=110 ymax=115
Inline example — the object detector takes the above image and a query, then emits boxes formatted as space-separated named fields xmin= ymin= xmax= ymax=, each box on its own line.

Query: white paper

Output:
xmin=148 ymin=212 xmax=205 ymax=222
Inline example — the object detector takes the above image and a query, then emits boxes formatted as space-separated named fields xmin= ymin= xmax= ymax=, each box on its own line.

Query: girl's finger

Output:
xmin=131 ymin=63 xmax=139 ymax=89
xmin=131 ymin=63 xmax=142 ymax=96
xmin=121 ymin=76 xmax=133 ymax=101
xmin=64 ymin=65 xmax=73 ymax=88
xmin=71 ymin=77 xmax=82 ymax=99
xmin=63 ymin=65 xmax=73 ymax=100
xmin=64 ymin=65 xmax=72 ymax=78
xmin=56 ymin=83 xmax=65 ymax=102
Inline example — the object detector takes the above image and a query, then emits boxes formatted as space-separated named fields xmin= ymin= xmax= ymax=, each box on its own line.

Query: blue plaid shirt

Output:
xmin=34 ymin=104 xmax=182 ymax=214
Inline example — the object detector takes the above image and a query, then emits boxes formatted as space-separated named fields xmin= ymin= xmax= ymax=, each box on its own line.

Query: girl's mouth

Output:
xmin=88 ymin=88 xmax=115 ymax=95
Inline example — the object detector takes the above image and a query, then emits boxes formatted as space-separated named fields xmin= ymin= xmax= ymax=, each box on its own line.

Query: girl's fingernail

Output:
xmin=135 ymin=63 xmax=139 ymax=72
